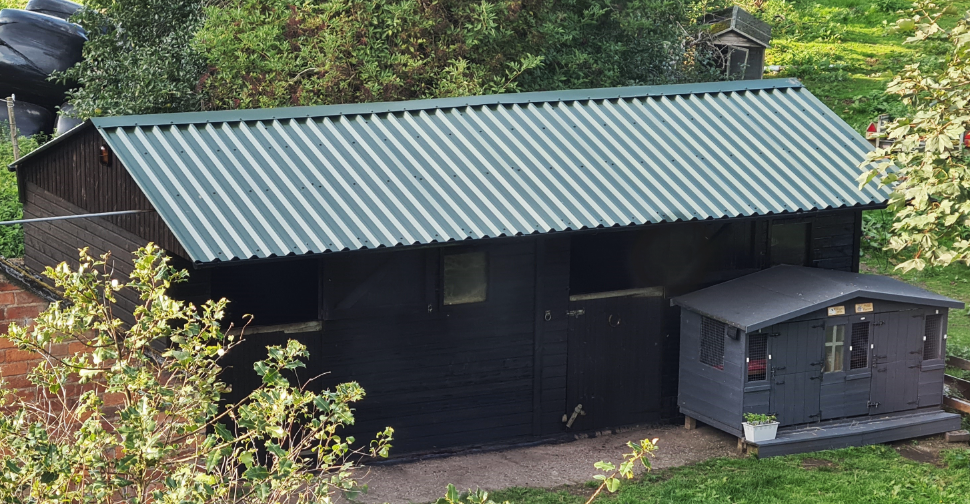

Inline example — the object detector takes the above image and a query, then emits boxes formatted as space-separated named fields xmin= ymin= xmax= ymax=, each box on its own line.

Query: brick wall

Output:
xmin=0 ymin=262 xmax=122 ymax=411
xmin=0 ymin=271 xmax=53 ymax=404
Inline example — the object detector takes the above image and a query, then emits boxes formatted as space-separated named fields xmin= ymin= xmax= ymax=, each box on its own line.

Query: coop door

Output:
xmin=565 ymin=291 xmax=664 ymax=432
xmin=869 ymin=311 xmax=922 ymax=414
xmin=769 ymin=320 xmax=824 ymax=426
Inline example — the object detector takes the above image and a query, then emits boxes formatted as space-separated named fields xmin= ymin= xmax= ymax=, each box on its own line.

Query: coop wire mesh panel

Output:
xmin=747 ymin=333 xmax=768 ymax=381
xmin=924 ymin=314 xmax=943 ymax=360
xmin=700 ymin=317 xmax=725 ymax=369
xmin=850 ymin=322 xmax=869 ymax=370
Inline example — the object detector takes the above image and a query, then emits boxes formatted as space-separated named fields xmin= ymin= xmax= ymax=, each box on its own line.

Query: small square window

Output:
xmin=444 ymin=252 xmax=487 ymax=305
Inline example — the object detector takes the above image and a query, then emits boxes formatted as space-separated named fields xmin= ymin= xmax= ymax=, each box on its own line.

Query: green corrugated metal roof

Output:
xmin=16 ymin=78 xmax=890 ymax=264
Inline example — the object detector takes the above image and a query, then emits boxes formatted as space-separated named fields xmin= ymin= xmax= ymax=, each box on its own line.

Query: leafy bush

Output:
xmin=0 ymin=244 xmax=393 ymax=503
xmin=742 ymin=412 xmax=777 ymax=425
xmin=860 ymin=2 xmax=970 ymax=272
xmin=197 ymin=0 xmax=729 ymax=110
xmin=0 ymin=126 xmax=41 ymax=258
xmin=56 ymin=0 xmax=207 ymax=117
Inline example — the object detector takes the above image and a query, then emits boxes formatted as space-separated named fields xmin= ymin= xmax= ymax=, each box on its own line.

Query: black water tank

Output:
xmin=0 ymin=9 xmax=86 ymax=108
xmin=25 ymin=0 xmax=81 ymax=21
xmin=54 ymin=102 xmax=83 ymax=135
xmin=0 ymin=98 xmax=53 ymax=137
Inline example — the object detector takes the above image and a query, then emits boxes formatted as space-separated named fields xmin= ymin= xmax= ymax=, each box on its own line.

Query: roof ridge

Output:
xmin=90 ymin=78 xmax=803 ymax=129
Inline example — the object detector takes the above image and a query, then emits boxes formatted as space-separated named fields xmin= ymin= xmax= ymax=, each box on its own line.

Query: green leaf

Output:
xmin=214 ymin=422 xmax=232 ymax=442
xmin=606 ymin=477 xmax=620 ymax=493
xmin=242 ymin=466 xmax=270 ymax=481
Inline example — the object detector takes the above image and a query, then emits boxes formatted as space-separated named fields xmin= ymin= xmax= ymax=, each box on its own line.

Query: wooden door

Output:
xmin=769 ymin=321 xmax=824 ymax=426
xmin=870 ymin=312 xmax=922 ymax=414
xmin=565 ymin=292 xmax=664 ymax=432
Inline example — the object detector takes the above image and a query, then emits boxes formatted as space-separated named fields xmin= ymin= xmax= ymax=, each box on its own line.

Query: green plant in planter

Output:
xmin=743 ymin=412 xmax=778 ymax=425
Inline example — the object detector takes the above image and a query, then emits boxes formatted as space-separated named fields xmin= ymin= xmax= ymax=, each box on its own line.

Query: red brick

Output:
xmin=0 ymin=292 xmax=16 ymax=305
xmin=48 ymin=343 xmax=70 ymax=358
xmin=2 ymin=374 xmax=34 ymax=389
xmin=4 ymin=305 xmax=44 ymax=321
xmin=68 ymin=342 xmax=91 ymax=355
xmin=0 ymin=360 xmax=38 ymax=376
xmin=5 ymin=348 xmax=40 ymax=363
xmin=0 ymin=336 xmax=14 ymax=350
xmin=0 ymin=323 xmax=10 ymax=335
xmin=103 ymin=392 xmax=126 ymax=407
xmin=0 ymin=282 xmax=19 ymax=292
xmin=14 ymin=292 xmax=43 ymax=305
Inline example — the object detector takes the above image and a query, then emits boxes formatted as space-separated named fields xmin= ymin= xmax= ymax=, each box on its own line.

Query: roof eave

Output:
xmin=8 ymin=120 xmax=95 ymax=171
xmin=674 ymin=290 xmax=965 ymax=333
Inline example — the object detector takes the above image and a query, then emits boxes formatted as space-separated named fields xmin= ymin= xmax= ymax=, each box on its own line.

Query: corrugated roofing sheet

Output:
xmin=672 ymin=266 xmax=964 ymax=332
xmin=84 ymin=78 xmax=887 ymax=264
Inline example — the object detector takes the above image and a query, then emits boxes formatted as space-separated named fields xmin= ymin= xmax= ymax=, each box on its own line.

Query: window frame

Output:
xmin=699 ymin=317 xmax=726 ymax=370
xmin=745 ymin=332 xmax=769 ymax=384
xmin=440 ymin=248 xmax=489 ymax=308
xmin=922 ymin=309 xmax=946 ymax=367
xmin=822 ymin=318 xmax=847 ymax=377
xmin=768 ymin=220 xmax=812 ymax=267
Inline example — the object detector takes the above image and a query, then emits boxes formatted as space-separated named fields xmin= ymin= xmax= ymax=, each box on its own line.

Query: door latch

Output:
xmin=562 ymin=404 xmax=585 ymax=428
xmin=566 ymin=309 xmax=585 ymax=318
xmin=868 ymin=401 xmax=880 ymax=408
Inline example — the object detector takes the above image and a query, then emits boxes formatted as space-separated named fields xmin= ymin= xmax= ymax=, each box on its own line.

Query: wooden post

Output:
xmin=6 ymin=95 xmax=19 ymax=161
xmin=684 ymin=416 xmax=697 ymax=430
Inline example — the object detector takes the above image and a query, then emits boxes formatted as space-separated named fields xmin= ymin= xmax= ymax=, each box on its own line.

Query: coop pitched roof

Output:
xmin=11 ymin=78 xmax=889 ymax=264
xmin=672 ymin=266 xmax=964 ymax=332
xmin=701 ymin=6 xmax=772 ymax=47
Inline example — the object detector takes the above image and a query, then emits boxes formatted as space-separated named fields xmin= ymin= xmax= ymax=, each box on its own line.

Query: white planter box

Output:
xmin=743 ymin=421 xmax=779 ymax=442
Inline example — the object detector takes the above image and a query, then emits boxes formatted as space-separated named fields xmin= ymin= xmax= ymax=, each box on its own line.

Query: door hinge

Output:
xmin=566 ymin=309 xmax=585 ymax=318
xmin=874 ymin=321 xmax=886 ymax=326
xmin=876 ymin=368 xmax=887 ymax=373
xmin=809 ymin=413 xmax=821 ymax=420
xmin=907 ymin=400 xmax=918 ymax=405
xmin=809 ymin=360 xmax=823 ymax=367
xmin=908 ymin=364 xmax=919 ymax=369
xmin=811 ymin=323 xmax=825 ymax=329
xmin=868 ymin=401 xmax=880 ymax=408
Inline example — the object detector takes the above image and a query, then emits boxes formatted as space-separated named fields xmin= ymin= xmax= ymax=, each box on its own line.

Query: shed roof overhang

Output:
xmin=10 ymin=78 xmax=890 ymax=265
xmin=671 ymin=265 xmax=965 ymax=332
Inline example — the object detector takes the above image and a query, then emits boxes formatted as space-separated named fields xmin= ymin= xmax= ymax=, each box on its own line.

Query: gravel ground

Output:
xmin=353 ymin=423 xmax=740 ymax=504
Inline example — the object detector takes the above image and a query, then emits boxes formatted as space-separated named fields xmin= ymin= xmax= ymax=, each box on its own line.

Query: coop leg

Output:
xmin=684 ymin=416 xmax=697 ymax=430
xmin=737 ymin=437 xmax=745 ymax=454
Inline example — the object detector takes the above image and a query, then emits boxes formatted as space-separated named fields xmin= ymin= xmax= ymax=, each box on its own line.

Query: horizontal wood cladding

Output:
xmin=18 ymin=126 xmax=186 ymax=259
xmin=224 ymin=240 xmax=539 ymax=454
xmin=23 ymin=183 xmax=147 ymax=324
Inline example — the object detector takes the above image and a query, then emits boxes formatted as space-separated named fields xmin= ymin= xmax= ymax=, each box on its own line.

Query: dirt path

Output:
xmin=354 ymin=423 xmax=739 ymax=504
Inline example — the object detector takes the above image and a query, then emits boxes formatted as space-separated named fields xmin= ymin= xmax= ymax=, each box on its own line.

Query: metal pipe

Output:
xmin=0 ymin=209 xmax=153 ymax=226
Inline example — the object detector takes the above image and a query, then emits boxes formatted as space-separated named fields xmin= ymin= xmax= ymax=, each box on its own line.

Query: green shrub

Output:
xmin=0 ymin=245 xmax=393 ymax=503
xmin=0 ymin=126 xmax=41 ymax=258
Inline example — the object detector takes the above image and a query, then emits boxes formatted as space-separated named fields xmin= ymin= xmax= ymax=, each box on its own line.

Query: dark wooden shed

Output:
xmin=9 ymin=79 xmax=893 ymax=455
xmin=673 ymin=266 xmax=964 ymax=457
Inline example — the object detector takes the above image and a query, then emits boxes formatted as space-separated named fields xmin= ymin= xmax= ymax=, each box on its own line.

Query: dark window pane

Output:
xmin=444 ymin=252 xmax=487 ymax=305
xmin=770 ymin=222 xmax=810 ymax=266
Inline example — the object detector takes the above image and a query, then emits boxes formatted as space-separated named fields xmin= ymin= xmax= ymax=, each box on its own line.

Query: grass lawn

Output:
xmin=489 ymin=445 xmax=970 ymax=504
xmin=739 ymin=0 xmax=970 ymax=131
